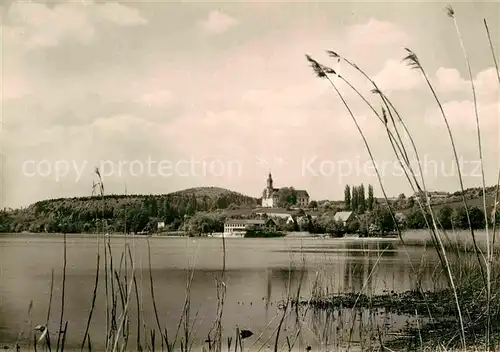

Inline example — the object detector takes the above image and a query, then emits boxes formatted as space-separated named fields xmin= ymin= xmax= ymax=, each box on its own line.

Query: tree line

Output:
xmin=1 ymin=187 xmax=496 ymax=236
xmin=344 ymin=184 xmax=375 ymax=213
xmin=0 ymin=190 xmax=258 ymax=234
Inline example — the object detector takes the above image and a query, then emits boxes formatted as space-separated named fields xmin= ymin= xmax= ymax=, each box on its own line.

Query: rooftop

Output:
xmin=295 ymin=190 xmax=309 ymax=197
xmin=333 ymin=211 xmax=354 ymax=222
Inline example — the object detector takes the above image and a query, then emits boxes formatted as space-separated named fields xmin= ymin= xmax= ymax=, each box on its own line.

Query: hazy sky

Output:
xmin=1 ymin=0 xmax=499 ymax=208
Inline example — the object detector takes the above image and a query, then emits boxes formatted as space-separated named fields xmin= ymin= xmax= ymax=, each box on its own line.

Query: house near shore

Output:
xmin=224 ymin=218 xmax=277 ymax=234
xmin=253 ymin=207 xmax=311 ymax=225
xmin=333 ymin=211 xmax=354 ymax=226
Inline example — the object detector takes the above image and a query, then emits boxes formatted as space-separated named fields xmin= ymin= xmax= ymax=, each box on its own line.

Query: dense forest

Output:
xmin=0 ymin=187 xmax=259 ymax=233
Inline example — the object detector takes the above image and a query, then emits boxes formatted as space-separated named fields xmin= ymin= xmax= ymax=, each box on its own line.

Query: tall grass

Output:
xmin=327 ymin=49 xmax=451 ymax=266
xmin=447 ymin=5 xmax=492 ymax=348
xmin=306 ymin=51 xmax=464 ymax=346
xmin=403 ymin=47 xmax=467 ymax=349
xmin=304 ymin=6 xmax=499 ymax=350
xmin=55 ymin=232 xmax=68 ymax=352
xmin=484 ymin=18 xmax=500 ymax=252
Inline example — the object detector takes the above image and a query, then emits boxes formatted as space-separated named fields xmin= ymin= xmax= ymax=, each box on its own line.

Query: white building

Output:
xmin=224 ymin=219 xmax=267 ymax=234
xmin=260 ymin=172 xmax=310 ymax=208
xmin=261 ymin=172 xmax=280 ymax=207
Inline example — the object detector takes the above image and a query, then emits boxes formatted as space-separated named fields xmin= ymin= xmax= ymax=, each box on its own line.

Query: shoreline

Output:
xmin=0 ymin=231 xmax=407 ymax=241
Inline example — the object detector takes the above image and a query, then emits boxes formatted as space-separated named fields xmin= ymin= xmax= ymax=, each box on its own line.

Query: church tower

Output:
xmin=267 ymin=171 xmax=273 ymax=190
xmin=261 ymin=171 xmax=276 ymax=207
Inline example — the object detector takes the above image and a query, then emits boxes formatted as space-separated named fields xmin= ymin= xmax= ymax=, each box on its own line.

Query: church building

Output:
xmin=260 ymin=172 xmax=310 ymax=208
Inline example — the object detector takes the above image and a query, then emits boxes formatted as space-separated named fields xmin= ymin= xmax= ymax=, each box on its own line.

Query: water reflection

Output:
xmin=344 ymin=241 xmax=397 ymax=257
xmin=0 ymin=234 xmax=452 ymax=350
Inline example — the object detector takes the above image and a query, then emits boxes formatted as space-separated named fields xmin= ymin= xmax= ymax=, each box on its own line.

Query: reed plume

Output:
xmin=305 ymin=54 xmax=402 ymax=243
xmin=446 ymin=5 xmax=492 ymax=348
xmin=484 ymin=19 xmax=500 ymax=252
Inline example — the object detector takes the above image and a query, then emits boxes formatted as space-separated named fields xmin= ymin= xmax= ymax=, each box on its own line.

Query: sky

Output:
xmin=0 ymin=0 xmax=499 ymax=208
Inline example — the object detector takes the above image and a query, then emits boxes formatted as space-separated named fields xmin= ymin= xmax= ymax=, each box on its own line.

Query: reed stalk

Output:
xmin=447 ymin=6 xmax=491 ymax=348
xmin=122 ymin=189 xmax=129 ymax=349
xmin=45 ymin=269 xmax=54 ymax=351
xmin=325 ymin=62 xmax=442 ymax=324
xmin=209 ymin=229 xmax=227 ymax=352
xmin=274 ymin=263 xmax=292 ymax=352
xmin=55 ymin=232 xmax=67 ymax=352
xmin=28 ymin=301 xmax=33 ymax=351
xmin=147 ymin=238 xmax=166 ymax=351
xmin=94 ymin=167 xmax=111 ymax=351
xmin=328 ymin=50 xmax=451 ymax=269
xmin=306 ymin=50 xmax=469 ymax=350
xmin=405 ymin=48 xmax=485 ymax=277
xmin=403 ymin=47 xmax=495 ymax=349
xmin=108 ymin=240 xmax=117 ymax=344
xmin=171 ymin=242 xmax=200 ymax=351
xmin=484 ymin=19 xmax=500 ymax=254
xmin=305 ymin=55 xmax=402 ymax=244
xmin=111 ymin=245 xmax=135 ymax=352
xmin=60 ymin=322 xmax=68 ymax=352
xmin=80 ymin=251 xmax=100 ymax=351
xmin=124 ymin=243 xmax=142 ymax=352
xmin=82 ymin=170 xmax=105 ymax=352
xmin=346 ymin=249 xmax=384 ymax=351
xmin=305 ymin=57 xmax=442 ymax=327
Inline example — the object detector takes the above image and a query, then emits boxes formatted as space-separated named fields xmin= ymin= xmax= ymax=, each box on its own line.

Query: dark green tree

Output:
xmin=369 ymin=205 xmax=395 ymax=234
xmin=150 ymin=197 xmax=158 ymax=217
xmin=450 ymin=206 xmax=487 ymax=230
xmin=344 ymin=185 xmax=351 ymax=210
xmin=277 ymin=187 xmax=297 ymax=207
xmin=359 ymin=184 xmax=366 ymax=213
xmin=438 ymin=205 xmax=453 ymax=229
xmin=351 ymin=186 xmax=358 ymax=212
xmin=406 ymin=209 xmax=430 ymax=229
xmin=367 ymin=184 xmax=374 ymax=211
xmin=216 ymin=196 xmax=229 ymax=209
xmin=407 ymin=196 xmax=415 ymax=209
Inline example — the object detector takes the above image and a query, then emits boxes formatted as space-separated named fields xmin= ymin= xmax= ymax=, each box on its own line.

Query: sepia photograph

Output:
xmin=0 ymin=0 xmax=499 ymax=351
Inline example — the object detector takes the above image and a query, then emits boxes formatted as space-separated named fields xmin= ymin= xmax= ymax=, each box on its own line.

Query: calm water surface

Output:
xmin=0 ymin=231 xmax=468 ymax=351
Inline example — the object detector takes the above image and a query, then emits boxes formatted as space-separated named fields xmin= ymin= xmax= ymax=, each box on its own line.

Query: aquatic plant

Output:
xmin=303 ymin=6 xmax=499 ymax=350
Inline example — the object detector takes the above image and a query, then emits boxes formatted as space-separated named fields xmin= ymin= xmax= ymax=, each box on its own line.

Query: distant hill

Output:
xmin=0 ymin=187 xmax=259 ymax=233
xmin=168 ymin=186 xmax=255 ymax=200
xmin=391 ymin=185 xmax=498 ymax=214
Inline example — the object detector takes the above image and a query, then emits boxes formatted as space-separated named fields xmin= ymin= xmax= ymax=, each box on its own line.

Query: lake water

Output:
xmin=0 ymin=231 xmax=480 ymax=351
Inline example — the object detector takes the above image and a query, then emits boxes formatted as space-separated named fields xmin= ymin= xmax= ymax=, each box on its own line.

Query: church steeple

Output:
xmin=267 ymin=171 xmax=273 ymax=189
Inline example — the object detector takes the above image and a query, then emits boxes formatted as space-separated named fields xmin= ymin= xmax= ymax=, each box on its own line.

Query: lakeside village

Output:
xmin=162 ymin=172 xmax=496 ymax=239
xmin=0 ymin=172 xmax=496 ymax=237
xmin=214 ymin=172 xmax=366 ymax=238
